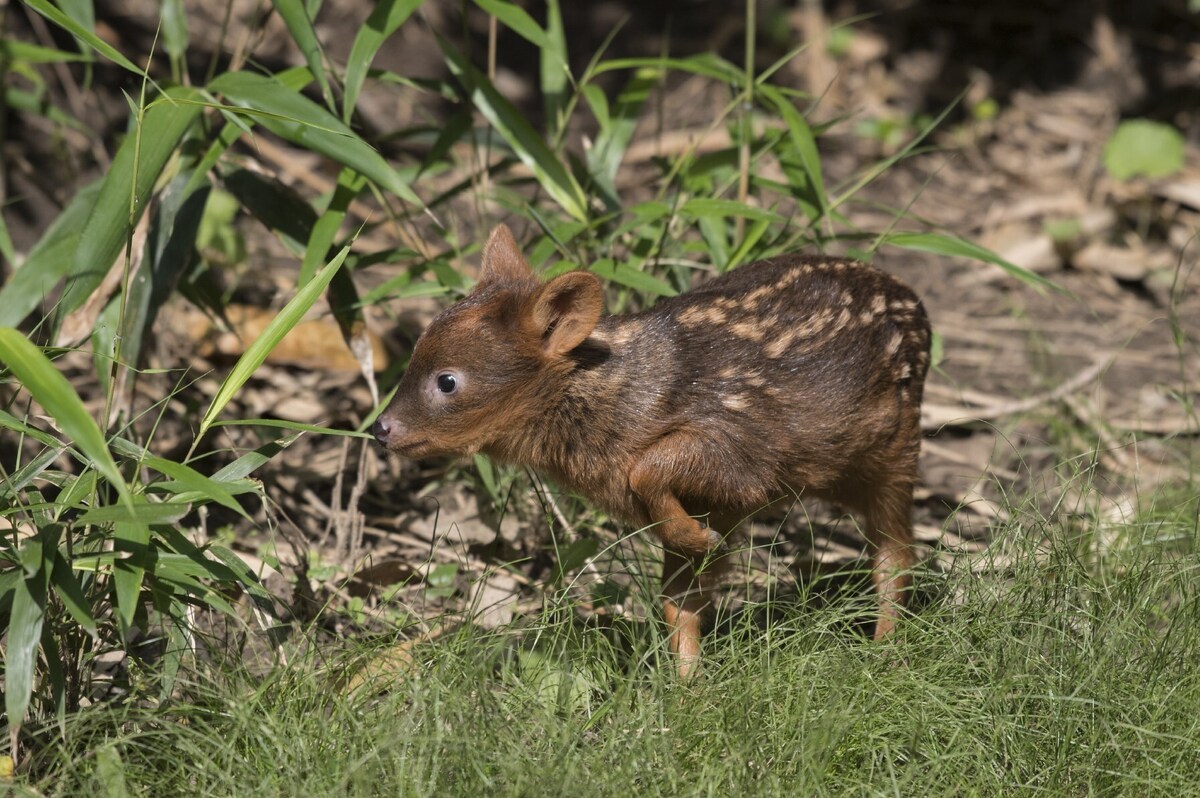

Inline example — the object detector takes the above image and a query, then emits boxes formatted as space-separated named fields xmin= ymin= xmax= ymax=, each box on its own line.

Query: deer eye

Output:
xmin=436 ymin=373 xmax=458 ymax=394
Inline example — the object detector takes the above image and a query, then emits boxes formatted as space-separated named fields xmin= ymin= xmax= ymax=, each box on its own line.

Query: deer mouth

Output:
xmin=390 ymin=438 xmax=430 ymax=457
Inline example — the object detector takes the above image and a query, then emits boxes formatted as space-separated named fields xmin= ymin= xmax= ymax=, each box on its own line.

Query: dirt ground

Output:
xmin=4 ymin=1 xmax=1199 ymax=651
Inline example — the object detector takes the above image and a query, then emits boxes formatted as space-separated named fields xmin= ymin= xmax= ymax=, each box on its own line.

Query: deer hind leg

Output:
xmin=864 ymin=480 xmax=916 ymax=639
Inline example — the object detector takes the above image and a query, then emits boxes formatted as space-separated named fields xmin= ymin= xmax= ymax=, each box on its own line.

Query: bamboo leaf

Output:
xmin=59 ymin=86 xmax=203 ymax=322
xmin=78 ymin=502 xmax=190 ymax=525
xmin=51 ymin=553 xmax=97 ymax=636
xmin=883 ymin=231 xmax=1061 ymax=293
xmin=5 ymin=526 xmax=58 ymax=736
xmin=439 ymin=35 xmax=588 ymax=222
xmin=681 ymin=198 xmax=783 ymax=224
xmin=209 ymin=71 xmax=421 ymax=205
xmin=540 ymin=0 xmax=568 ymax=139
xmin=112 ymin=521 xmax=150 ymax=629
xmin=0 ymin=180 xmax=101 ymax=327
xmin=273 ymin=0 xmax=334 ymax=111
xmin=109 ymin=438 xmax=249 ymax=518
xmin=0 ymin=329 xmax=132 ymax=508
xmin=342 ymin=0 xmax=423 ymax=123
xmin=589 ymin=258 xmax=677 ymax=297
xmin=161 ymin=0 xmax=188 ymax=63
xmin=0 ymin=40 xmax=90 ymax=64
xmin=472 ymin=0 xmax=550 ymax=47
xmin=23 ymin=0 xmax=145 ymax=77
xmin=759 ymin=84 xmax=827 ymax=222
xmin=197 ymin=248 xmax=351 ymax=441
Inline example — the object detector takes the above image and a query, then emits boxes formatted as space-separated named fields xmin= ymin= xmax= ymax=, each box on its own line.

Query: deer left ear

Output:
xmin=478 ymin=224 xmax=534 ymax=288
xmin=527 ymin=272 xmax=603 ymax=356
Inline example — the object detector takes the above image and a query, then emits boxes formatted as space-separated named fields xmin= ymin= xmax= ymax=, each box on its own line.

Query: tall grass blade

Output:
xmin=6 ymin=525 xmax=58 ymax=743
xmin=112 ymin=520 xmax=150 ymax=629
xmin=759 ymin=84 xmax=827 ymax=223
xmin=0 ymin=329 xmax=132 ymax=508
xmin=587 ymin=68 xmax=656 ymax=190
xmin=589 ymin=259 xmax=677 ymax=297
xmin=472 ymin=0 xmax=551 ymax=48
xmin=300 ymin=168 xmax=365 ymax=286
xmin=273 ymin=0 xmax=334 ymax=111
xmin=23 ymin=0 xmax=145 ymax=77
xmin=209 ymin=71 xmax=421 ymax=205
xmin=109 ymin=438 xmax=249 ymax=518
xmin=342 ymin=0 xmax=423 ymax=124
xmin=540 ymin=0 xmax=568 ymax=139
xmin=196 ymin=247 xmax=351 ymax=442
xmin=59 ymin=86 xmax=203 ymax=323
xmin=160 ymin=0 xmax=188 ymax=65
xmin=51 ymin=554 xmax=97 ymax=635
xmin=883 ymin=231 xmax=1060 ymax=293
xmin=439 ymin=35 xmax=588 ymax=222
xmin=0 ymin=180 xmax=101 ymax=327
xmin=0 ymin=41 xmax=91 ymax=64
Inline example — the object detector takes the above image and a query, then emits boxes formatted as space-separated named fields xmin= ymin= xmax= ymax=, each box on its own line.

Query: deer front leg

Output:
xmin=630 ymin=460 xmax=725 ymax=679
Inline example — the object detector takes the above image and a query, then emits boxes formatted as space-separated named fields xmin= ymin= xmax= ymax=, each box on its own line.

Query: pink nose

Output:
xmin=371 ymin=417 xmax=392 ymax=445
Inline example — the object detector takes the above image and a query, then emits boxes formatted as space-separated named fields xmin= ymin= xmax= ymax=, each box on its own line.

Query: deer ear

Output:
xmin=527 ymin=272 xmax=603 ymax=356
xmin=478 ymin=225 xmax=533 ymax=287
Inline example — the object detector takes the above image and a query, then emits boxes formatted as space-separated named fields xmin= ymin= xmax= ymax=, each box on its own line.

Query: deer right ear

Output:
xmin=478 ymin=225 xmax=534 ymax=287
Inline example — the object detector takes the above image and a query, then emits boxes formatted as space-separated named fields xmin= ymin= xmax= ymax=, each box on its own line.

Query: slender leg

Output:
xmin=661 ymin=549 xmax=705 ymax=676
xmin=865 ymin=482 xmax=916 ymax=639
xmin=630 ymin=460 xmax=725 ymax=679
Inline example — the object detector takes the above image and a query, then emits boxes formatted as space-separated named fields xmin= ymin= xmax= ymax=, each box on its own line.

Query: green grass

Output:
xmin=19 ymin=493 xmax=1200 ymax=797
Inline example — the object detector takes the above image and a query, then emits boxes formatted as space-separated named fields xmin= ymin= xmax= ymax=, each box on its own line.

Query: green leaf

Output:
xmin=589 ymin=258 xmax=677 ymax=297
xmin=473 ymin=0 xmax=551 ymax=48
xmin=197 ymin=248 xmax=351 ymax=441
xmin=681 ymin=198 xmax=783 ymax=224
xmin=0 ymin=409 xmax=63 ymax=449
xmin=593 ymin=54 xmax=741 ymax=82
xmin=585 ymin=68 xmax=656 ymax=200
xmin=77 ymin=502 xmax=190 ymax=525
xmin=112 ymin=520 xmax=150 ymax=629
xmin=223 ymin=168 xmax=316 ymax=255
xmin=438 ymin=34 xmax=588 ymax=222
xmin=23 ymin=0 xmax=146 ymax=77
xmin=5 ymin=525 xmax=58 ymax=735
xmin=51 ymin=553 xmax=97 ymax=636
xmin=0 ymin=329 xmax=133 ymax=508
xmin=209 ymin=434 xmax=302 ymax=483
xmin=1103 ymin=119 xmax=1185 ymax=181
xmin=0 ymin=179 xmax=101 ymax=327
xmin=209 ymin=71 xmax=421 ymax=205
xmin=0 ymin=40 xmax=90 ymax=64
xmin=883 ymin=232 xmax=1061 ymax=293
xmin=109 ymin=438 xmax=249 ymax=518
xmin=759 ymin=84 xmax=827 ymax=222
xmin=212 ymin=418 xmax=373 ymax=437
xmin=52 ymin=471 xmax=98 ymax=520
xmin=300 ymin=167 xmax=366 ymax=286
xmin=0 ymin=445 xmax=64 ymax=500
xmin=274 ymin=0 xmax=334 ymax=111
xmin=556 ymin=538 xmax=599 ymax=580
xmin=59 ymin=86 xmax=203 ymax=322
xmin=540 ymin=0 xmax=568 ymax=140
xmin=343 ymin=0 xmax=423 ymax=123
xmin=161 ymin=0 xmax=189 ymax=63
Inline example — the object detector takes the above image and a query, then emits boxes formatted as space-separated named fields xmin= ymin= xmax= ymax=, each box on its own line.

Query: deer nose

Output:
xmin=371 ymin=417 xmax=392 ymax=445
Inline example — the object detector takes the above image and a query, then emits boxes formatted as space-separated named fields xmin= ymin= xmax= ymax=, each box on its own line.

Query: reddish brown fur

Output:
xmin=375 ymin=225 xmax=931 ymax=676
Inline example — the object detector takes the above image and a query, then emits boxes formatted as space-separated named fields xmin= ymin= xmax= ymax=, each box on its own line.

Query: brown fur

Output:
xmin=375 ymin=225 xmax=931 ymax=676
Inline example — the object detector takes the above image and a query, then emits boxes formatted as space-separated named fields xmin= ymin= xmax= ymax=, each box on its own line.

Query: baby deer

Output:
xmin=374 ymin=225 xmax=930 ymax=676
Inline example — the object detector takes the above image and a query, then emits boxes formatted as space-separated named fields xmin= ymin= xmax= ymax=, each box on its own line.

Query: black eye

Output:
xmin=436 ymin=373 xmax=458 ymax=394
